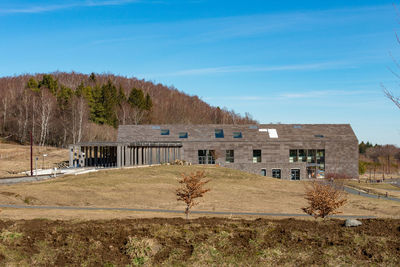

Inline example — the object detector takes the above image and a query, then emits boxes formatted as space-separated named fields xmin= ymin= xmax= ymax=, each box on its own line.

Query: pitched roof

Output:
xmin=117 ymin=124 xmax=358 ymax=143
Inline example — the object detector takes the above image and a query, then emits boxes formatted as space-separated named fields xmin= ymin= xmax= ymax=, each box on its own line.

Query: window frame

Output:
xmin=253 ymin=149 xmax=262 ymax=163
xmin=225 ymin=150 xmax=234 ymax=163
xmin=272 ymin=169 xmax=281 ymax=179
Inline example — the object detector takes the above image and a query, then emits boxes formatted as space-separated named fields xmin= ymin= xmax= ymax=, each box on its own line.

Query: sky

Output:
xmin=0 ymin=0 xmax=399 ymax=145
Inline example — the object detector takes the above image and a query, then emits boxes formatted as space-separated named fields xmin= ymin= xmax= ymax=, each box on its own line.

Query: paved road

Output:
xmin=0 ymin=204 xmax=376 ymax=219
xmin=343 ymin=186 xmax=400 ymax=203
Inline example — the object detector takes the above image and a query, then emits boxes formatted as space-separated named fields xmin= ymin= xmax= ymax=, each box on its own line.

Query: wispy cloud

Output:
xmin=280 ymin=89 xmax=369 ymax=99
xmin=0 ymin=0 xmax=140 ymax=14
xmin=204 ymin=89 xmax=374 ymax=102
xmin=142 ymin=61 xmax=354 ymax=77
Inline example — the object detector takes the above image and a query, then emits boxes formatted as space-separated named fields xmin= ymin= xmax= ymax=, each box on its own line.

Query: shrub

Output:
xmin=176 ymin=170 xmax=210 ymax=219
xmin=302 ymin=181 xmax=347 ymax=219
xmin=125 ymin=236 xmax=160 ymax=266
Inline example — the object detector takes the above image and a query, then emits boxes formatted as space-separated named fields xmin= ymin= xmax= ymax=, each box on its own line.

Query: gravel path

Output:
xmin=343 ymin=186 xmax=400 ymax=202
xmin=0 ymin=204 xmax=376 ymax=219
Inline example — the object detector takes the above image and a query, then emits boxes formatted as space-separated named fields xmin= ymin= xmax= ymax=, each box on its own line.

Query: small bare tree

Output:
xmin=176 ymin=171 xmax=210 ymax=219
xmin=302 ymin=181 xmax=347 ymax=219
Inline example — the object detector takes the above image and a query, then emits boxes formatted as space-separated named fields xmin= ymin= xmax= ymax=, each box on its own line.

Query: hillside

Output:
xmin=0 ymin=72 xmax=256 ymax=147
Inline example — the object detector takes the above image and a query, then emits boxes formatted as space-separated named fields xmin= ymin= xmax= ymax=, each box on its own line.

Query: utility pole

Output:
xmin=30 ymin=132 xmax=33 ymax=176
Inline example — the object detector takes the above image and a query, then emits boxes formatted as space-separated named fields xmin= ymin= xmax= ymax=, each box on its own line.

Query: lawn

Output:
xmin=0 ymin=165 xmax=399 ymax=220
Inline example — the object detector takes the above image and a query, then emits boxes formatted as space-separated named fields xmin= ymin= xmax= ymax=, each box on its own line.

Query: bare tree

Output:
xmin=176 ymin=171 xmax=210 ymax=219
xmin=383 ymin=88 xmax=400 ymax=109
xmin=302 ymin=181 xmax=347 ymax=219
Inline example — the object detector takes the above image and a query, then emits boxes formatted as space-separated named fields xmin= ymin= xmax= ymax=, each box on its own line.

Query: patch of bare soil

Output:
xmin=0 ymin=218 xmax=399 ymax=266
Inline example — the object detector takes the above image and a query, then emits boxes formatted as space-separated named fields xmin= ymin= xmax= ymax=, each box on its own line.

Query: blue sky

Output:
xmin=1 ymin=0 xmax=399 ymax=145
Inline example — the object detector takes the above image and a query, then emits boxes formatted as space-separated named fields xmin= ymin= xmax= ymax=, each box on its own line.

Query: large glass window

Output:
xmin=226 ymin=150 xmax=234 ymax=163
xmin=253 ymin=150 xmax=261 ymax=163
xmin=215 ymin=129 xmax=224 ymax=138
xmin=289 ymin=150 xmax=298 ymax=163
xmin=198 ymin=150 xmax=215 ymax=164
xmin=272 ymin=169 xmax=281 ymax=179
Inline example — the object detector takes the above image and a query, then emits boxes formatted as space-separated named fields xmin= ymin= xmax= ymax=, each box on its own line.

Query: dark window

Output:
xmin=307 ymin=149 xmax=316 ymax=163
xmin=272 ymin=169 xmax=281 ymax=179
xmin=314 ymin=134 xmax=324 ymax=138
xmin=215 ymin=129 xmax=224 ymax=138
xmin=226 ymin=150 xmax=234 ymax=163
xmin=249 ymin=125 xmax=258 ymax=129
xmin=253 ymin=150 xmax=261 ymax=163
xmin=233 ymin=132 xmax=242 ymax=138
xmin=289 ymin=150 xmax=298 ymax=162
xmin=261 ymin=169 xmax=266 ymax=176
xmin=198 ymin=150 xmax=207 ymax=164
xmin=291 ymin=169 xmax=300 ymax=180
xmin=161 ymin=129 xmax=170 ymax=135
xmin=198 ymin=150 xmax=215 ymax=164
xmin=298 ymin=149 xmax=306 ymax=162
xmin=179 ymin=132 xmax=188 ymax=138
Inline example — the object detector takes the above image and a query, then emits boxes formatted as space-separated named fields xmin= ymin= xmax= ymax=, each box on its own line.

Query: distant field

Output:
xmin=0 ymin=165 xmax=399 ymax=220
xmin=0 ymin=139 xmax=68 ymax=178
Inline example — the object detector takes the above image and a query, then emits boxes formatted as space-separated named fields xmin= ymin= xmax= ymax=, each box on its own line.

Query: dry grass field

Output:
xmin=0 ymin=139 xmax=68 ymax=178
xmin=0 ymin=165 xmax=399 ymax=220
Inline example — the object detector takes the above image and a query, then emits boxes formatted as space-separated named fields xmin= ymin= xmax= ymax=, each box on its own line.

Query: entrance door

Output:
xmin=291 ymin=169 xmax=300 ymax=180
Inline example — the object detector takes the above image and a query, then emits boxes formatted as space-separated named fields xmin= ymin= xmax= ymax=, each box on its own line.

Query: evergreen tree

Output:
xmin=117 ymin=85 xmax=126 ymax=105
xmin=39 ymin=74 xmax=58 ymax=95
xmin=26 ymin=77 xmax=39 ymax=92
xmin=90 ymin=84 xmax=107 ymax=125
xmin=128 ymin=88 xmax=145 ymax=109
xmin=57 ymin=85 xmax=73 ymax=109
xmin=144 ymin=93 xmax=152 ymax=111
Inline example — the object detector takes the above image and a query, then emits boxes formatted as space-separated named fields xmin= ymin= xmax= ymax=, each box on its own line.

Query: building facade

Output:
xmin=69 ymin=124 xmax=359 ymax=180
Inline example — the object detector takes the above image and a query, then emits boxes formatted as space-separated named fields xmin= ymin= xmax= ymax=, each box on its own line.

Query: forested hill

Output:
xmin=0 ymin=72 xmax=256 ymax=147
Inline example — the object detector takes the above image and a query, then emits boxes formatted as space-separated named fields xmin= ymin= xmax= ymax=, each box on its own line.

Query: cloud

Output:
xmin=142 ymin=61 xmax=353 ymax=77
xmin=204 ymin=89 xmax=374 ymax=102
xmin=0 ymin=0 xmax=140 ymax=14
xmin=279 ymin=90 xmax=368 ymax=99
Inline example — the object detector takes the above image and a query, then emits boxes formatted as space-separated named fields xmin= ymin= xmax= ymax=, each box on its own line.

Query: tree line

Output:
xmin=359 ymin=141 xmax=400 ymax=179
xmin=0 ymin=72 xmax=256 ymax=147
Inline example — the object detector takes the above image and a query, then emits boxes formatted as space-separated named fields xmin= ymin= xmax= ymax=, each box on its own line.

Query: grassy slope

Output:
xmin=0 ymin=165 xmax=399 ymax=220
xmin=0 ymin=139 xmax=68 ymax=177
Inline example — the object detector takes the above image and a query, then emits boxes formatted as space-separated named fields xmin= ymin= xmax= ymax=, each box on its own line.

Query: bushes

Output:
xmin=302 ymin=181 xmax=347 ymax=219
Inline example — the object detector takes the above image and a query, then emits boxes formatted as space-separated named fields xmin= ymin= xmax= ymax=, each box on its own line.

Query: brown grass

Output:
xmin=344 ymin=180 xmax=400 ymax=198
xmin=0 ymin=165 xmax=399 ymax=220
xmin=0 ymin=139 xmax=68 ymax=178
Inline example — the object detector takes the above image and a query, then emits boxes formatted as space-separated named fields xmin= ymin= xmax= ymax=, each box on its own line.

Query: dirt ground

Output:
xmin=0 ymin=165 xmax=400 ymax=220
xmin=0 ymin=140 xmax=68 ymax=178
xmin=0 ymin=217 xmax=398 ymax=266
